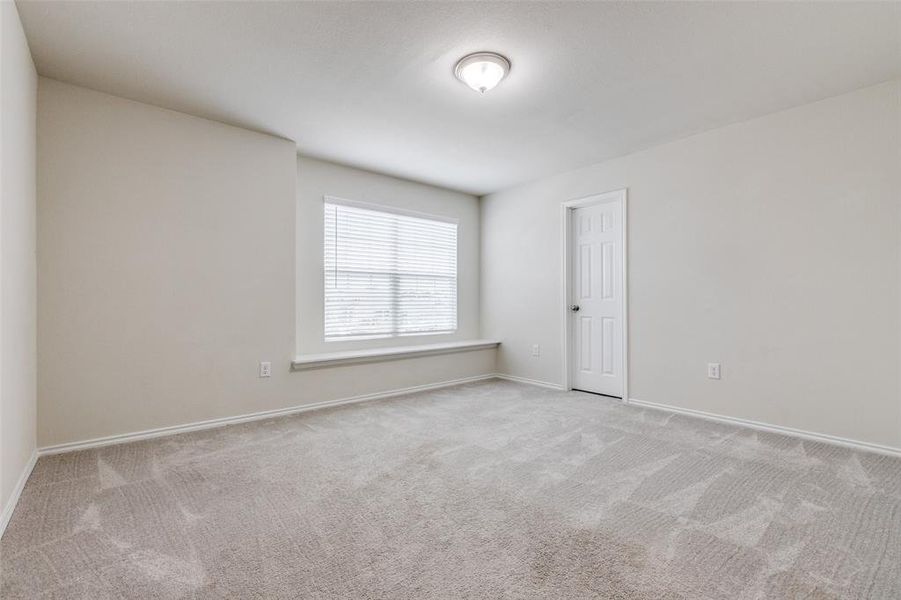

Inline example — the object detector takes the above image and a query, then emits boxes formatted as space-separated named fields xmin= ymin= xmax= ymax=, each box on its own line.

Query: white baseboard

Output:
xmin=39 ymin=373 xmax=498 ymax=456
xmin=627 ymin=397 xmax=901 ymax=458
xmin=0 ymin=450 xmax=38 ymax=539
xmin=32 ymin=373 xmax=897 ymax=484
xmin=493 ymin=373 xmax=566 ymax=391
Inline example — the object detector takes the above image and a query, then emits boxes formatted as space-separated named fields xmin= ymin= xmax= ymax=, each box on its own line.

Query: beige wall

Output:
xmin=37 ymin=79 xmax=493 ymax=448
xmin=36 ymin=70 xmax=896 ymax=453
xmin=296 ymin=156 xmax=481 ymax=354
xmin=1 ymin=2 xmax=38 ymax=520
xmin=481 ymin=81 xmax=901 ymax=449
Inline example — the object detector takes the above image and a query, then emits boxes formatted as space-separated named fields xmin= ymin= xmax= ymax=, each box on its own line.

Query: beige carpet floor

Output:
xmin=2 ymin=379 xmax=900 ymax=599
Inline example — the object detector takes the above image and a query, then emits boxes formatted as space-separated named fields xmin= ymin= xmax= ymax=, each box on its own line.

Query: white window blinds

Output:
xmin=324 ymin=201 xmax=458 ymax=340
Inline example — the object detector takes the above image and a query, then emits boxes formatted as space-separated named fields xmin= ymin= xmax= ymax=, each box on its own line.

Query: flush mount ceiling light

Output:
xmin=454 ymin=52 xmax=511 ymax=94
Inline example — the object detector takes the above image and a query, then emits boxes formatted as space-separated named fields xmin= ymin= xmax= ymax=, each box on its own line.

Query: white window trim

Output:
xmin=322 ymin=196 xmax=460 ymax=341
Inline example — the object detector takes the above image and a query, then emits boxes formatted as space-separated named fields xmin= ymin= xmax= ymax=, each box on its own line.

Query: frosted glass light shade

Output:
xmin=454 ymin=52 xmax=510 ymax=94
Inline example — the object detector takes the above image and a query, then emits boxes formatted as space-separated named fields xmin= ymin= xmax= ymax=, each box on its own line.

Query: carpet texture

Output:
xmin=2 ymin=379 xmax=899 ymax=599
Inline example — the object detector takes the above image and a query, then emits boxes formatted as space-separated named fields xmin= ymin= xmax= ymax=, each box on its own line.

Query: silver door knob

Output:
xmin=570 ymin=305 xmax=580 ymax=312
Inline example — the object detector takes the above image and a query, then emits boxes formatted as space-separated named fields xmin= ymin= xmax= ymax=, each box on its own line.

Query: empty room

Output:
xmin=2 ymin=1 xmax=900 ymax=598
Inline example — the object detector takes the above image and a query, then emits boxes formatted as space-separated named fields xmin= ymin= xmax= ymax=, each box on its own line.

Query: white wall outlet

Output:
xmin=259 ymin=361 xmax=272 ymax=378
xmin=531 ymin=344 xmax=541 ymax=357
xmin=707 ymin=363 xmax=721 ymax=380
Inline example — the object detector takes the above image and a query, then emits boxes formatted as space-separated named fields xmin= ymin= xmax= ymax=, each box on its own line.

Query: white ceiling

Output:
xmin=16 ymin=1 xmax=901 ymax=195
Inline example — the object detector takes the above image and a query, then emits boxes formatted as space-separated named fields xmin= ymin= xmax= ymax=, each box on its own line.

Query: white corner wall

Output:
xmin=1 ymin=1 xmax=38 ymax=526
xmin=37 ymin=79 xmax=494 ymax=448
xmin=481 ymin=80 xmax=901 ymax=449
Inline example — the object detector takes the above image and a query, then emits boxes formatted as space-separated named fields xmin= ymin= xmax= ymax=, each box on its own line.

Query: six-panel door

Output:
xmin=571 ymin=200 xmax=623 ymax=397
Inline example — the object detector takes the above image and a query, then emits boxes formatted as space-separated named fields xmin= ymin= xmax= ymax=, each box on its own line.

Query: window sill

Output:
xmin=291 ymin=339 xmax=500 ymax=371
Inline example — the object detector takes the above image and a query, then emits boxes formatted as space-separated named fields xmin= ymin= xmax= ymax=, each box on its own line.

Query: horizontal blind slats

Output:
xmin=324 ymin=202 xmax=457 ymax=340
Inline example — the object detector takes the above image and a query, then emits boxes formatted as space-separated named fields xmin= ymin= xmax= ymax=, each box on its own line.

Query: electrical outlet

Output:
xmin=707 ymin=363 xmax=721 ymax=380
xmin=259 ymin=361 xmax=272 ymax=378
xmin=531 ymin=344 xmax=541 ymax=357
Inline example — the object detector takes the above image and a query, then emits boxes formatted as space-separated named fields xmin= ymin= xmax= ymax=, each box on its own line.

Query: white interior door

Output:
xmin=570 ymin=199 xmax=624 ymax=397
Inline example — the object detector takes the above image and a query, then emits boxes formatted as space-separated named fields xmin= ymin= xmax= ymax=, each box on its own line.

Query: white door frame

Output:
xmin=561 ymin=189 xmax=629 ymax=401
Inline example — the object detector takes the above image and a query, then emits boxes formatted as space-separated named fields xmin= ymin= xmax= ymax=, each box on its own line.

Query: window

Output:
xmin=324 ymin=199 xmax=458 ymax=340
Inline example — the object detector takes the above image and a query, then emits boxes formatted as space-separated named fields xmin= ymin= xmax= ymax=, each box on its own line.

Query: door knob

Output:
xmin=570 ymin=305 xmax=580 ymax=312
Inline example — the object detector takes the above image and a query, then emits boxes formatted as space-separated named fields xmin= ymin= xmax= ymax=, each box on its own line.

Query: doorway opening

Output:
xmin=561 ymin=189 xmax=628 ymax=400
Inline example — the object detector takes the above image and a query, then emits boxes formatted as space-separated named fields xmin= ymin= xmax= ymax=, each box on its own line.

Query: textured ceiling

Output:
xmin=16 ymin=1 xmax=901 ymax=195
